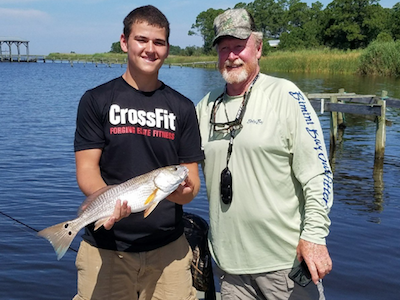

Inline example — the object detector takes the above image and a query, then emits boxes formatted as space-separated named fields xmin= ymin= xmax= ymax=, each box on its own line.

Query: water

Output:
xmin=0 ymin=62 xmax=399 ymax=300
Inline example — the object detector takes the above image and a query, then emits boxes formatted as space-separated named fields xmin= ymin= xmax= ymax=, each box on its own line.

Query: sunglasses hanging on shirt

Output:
xmin=209 ymin=74 xmax=259 ymax=205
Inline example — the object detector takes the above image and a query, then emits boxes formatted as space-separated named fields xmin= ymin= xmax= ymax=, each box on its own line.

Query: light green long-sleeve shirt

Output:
xmin=196 ymin=73 xmax=333 ymax=274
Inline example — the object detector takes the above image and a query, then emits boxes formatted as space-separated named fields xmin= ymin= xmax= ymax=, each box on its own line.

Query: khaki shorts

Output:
xmin=220 ymin=269 xmax=325 ymax=300
xmin=73 ymin=234 xmax=198 ymax=300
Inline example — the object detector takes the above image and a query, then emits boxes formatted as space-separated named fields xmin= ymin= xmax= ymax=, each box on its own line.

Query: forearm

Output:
xmin=300 ymin=174 xmax=333 ymax=244
xmin=75 ymin=149 xmax=106 ymax=196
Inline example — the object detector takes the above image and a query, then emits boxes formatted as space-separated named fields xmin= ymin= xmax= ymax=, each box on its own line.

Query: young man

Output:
xmin=73 ymin=5 xmax=203 ymax=300
xmin=196 ymin=8 xmax=333 ymax=300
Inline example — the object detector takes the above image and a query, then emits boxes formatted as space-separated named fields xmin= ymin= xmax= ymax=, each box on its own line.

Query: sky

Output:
xmin=0 ymin=0 xmax=398 ymax=55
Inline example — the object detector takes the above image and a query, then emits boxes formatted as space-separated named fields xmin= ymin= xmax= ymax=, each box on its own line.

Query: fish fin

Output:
xmin=144 ymin=188 xmax=158 ymax=205
xmin=78 ymin=185 xmax=116 ymax=216
xmin=37 ymin=220 xmax=78 ymax=260
xmin=94 ymin=217 xmax=110 ymax=231
xmin=144 ymin=201 xmax=160 ymax=218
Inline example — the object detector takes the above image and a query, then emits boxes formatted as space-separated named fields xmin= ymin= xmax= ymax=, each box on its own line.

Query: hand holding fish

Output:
xmin=103 ymin=199 xmax=132 ymax=230
xmin=38 ymin=165 xmax=188 ymax=260
xmin=167 ymin=163 xmax=200 ymax=204
xmin=296 ymin=239 xmax=332 ymax=284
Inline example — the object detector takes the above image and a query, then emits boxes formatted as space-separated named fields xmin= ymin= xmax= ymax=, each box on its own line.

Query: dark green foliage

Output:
xmin=391 ymin=3 xmax=400 ymax=40
xmin=322 ymin=0 xmax=389 ymax=49
xmin=358 ymin=40 xmax=400 ymax=76
xmin=188 ymin=8 xmax=225 ymax=53
xmin=110 ymin=42 xmax=123 ymax=53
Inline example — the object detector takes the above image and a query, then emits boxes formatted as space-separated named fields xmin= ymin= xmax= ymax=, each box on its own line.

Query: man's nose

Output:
xmin=227 ymin=49 xmax=239 ymax=60
xmin=146 ymin=41 xmax=155 ymax=52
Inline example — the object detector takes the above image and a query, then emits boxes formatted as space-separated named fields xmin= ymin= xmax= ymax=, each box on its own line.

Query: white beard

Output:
xmin=220 ymin=59 xmax=249 ymax=84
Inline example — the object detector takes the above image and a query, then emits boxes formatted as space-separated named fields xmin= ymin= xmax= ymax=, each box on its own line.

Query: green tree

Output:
xmin=391 ymin=2 xmax=400 ymax=40
xmin=247 ymin=0 xmax=289 ymax=39
xmin=279 ymin=1 xmax=324 ymax=50
xmin=110 ymin=41 xmax=123 ymax=53
xmin=169 ymin=45 xmax=183 ymax=55
xmin=189 ymin=8 xmax=225 ymax=53
xmin=322 ymin=0 xmax=388 ymax=49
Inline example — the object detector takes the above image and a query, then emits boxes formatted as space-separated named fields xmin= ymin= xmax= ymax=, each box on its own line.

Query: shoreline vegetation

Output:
xmin=46 ymin=41 xmax=400 ymax=76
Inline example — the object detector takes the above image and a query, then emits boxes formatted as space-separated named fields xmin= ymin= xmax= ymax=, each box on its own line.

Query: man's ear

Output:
xmin=120 ymin=34 xmax=128 ymax=53
xmin=256 ymin=40 xmax=263 ymax=59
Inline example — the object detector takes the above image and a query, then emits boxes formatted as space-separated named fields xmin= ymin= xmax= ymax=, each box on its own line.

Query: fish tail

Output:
xmin=37 ymin=220 xmax=78 ymax=260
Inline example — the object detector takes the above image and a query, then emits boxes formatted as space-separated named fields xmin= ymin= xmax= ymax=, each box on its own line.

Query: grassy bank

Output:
xmin=47 ymin=46 xmax=399 ymax=76
xmin=46 ymin=52 xmax=127 ymax=63
xmin=259 ymin=49 xmax=362 ymax=74
xmin=45 ymin=52 xmax=217 ymax=65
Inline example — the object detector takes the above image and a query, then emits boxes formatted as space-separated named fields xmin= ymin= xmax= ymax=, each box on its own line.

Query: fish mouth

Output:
xmin=181 ymin=166 xmax=189 ymax=180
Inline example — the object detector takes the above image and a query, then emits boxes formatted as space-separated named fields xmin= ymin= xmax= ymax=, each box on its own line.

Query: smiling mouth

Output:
xmin=225 ymin=59 xmax=244 ymax=69
xmin=142 ymin=55 xmax=158 ymax=62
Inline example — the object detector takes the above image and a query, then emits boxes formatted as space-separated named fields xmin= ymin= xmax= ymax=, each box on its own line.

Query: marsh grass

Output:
xmin=46 ymin=53 xmax=217 ymax=65
xmin=259 ymin=49 xmax=361 ymax=74
xmin=47 ymin=45 xmax=399 ymax=77
xmin=46 ymin=52 xmax=127 ymax=63
xmin=165 ymin=55 xmax=217 ymax=65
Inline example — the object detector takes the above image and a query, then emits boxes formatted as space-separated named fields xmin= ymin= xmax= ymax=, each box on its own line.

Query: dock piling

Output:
xmin=375 ymin=91 xmax=387 ymax=160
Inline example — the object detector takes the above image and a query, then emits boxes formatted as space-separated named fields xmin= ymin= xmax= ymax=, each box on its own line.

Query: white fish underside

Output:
xmin=38 ymin=165 xmax=188 ymax=260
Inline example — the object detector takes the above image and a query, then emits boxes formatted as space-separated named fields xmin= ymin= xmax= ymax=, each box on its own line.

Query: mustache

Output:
xmin=224 ymin=58 xmax=244 ymax=67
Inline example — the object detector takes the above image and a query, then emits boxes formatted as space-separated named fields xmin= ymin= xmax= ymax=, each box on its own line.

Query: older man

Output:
xmin=196 ymin=8 xmax=333 ymax=300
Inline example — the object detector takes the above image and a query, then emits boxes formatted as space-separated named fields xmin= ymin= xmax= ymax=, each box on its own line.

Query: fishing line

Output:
xmin=0 ymin=210 xmax=78 ymax=253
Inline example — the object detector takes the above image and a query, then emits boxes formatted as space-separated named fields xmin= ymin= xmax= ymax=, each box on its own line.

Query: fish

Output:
xmin=38 ymin=165 xmax=188 ymax=260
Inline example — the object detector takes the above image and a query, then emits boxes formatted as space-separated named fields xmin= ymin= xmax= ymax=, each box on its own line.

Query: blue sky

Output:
xmin=0 ymin=0 xmax=398 ymax=55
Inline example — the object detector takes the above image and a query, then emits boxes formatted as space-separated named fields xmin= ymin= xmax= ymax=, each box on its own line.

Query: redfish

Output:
xmin=38 ymin=165 xmax=188 ymax=260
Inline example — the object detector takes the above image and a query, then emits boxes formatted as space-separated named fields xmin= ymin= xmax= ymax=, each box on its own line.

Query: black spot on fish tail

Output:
xmin=64 ymin=223 xmax=69 ymax=228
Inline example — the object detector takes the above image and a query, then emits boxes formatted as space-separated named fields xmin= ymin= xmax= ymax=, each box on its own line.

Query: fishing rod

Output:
xmin=0 ymin=210 xmax=78 ymax=253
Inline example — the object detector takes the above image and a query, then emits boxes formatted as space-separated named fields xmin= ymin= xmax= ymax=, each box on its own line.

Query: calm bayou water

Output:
xmin=0 ymin=62 xmax=399 ymax=300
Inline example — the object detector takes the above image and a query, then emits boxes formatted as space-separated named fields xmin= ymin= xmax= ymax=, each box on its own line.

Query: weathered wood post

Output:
xmin=329 ymin=95 xmax=338 ymax=155
xmin=375 ymin=91 xmax=387 ymax=160
xmin=337 ymin=88 xmax=345 ymax=127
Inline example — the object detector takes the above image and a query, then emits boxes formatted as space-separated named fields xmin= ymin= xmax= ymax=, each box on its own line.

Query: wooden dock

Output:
xmin=0 ymin=55 xmax=126 ymax=67
xmin=0 ymin=55 xmax=43 ymax=62
xmin=306 ymin=89 xmax=400 ymax=161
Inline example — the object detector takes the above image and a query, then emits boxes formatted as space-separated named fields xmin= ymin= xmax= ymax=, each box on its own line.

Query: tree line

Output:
xmin=110 ymin=0 xmax=400 ymax=56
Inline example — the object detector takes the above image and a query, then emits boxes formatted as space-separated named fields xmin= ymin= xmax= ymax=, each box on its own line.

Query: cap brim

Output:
xmin=212 ymin=32 xmax=252 ymax=46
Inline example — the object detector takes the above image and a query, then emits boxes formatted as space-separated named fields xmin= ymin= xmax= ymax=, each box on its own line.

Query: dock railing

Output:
xmin=306 ymin=89 xmax=400 ymax=161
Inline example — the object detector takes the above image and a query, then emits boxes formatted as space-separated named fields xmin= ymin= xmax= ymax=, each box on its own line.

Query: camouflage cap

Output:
xmin=212 ymin=8 xmax=255 ymax=46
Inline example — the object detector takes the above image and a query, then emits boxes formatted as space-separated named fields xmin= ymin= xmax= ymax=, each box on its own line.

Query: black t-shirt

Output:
xmin=74 ymin=76 xmax=204 ymax=252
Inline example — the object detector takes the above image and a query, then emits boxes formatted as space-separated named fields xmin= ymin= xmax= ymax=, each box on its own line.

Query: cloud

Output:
xmin=0 ymin=7 xmax=50 ymax=21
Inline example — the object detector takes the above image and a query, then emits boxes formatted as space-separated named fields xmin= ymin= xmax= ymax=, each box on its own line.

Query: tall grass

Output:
xmin=358 ymin=41 xmax=400 ymax=76
xmin=47 ymin=43 xmax=400 ymax=77
xmin=46 ymin=52 xmax=127 ymax=63
xmin=259 ymin=49 xmax=361 ymax=74
xmin=46 ymin=52 xmax=217 ymax=65
xmin=165 ymin=55 xmax=217 ymax=64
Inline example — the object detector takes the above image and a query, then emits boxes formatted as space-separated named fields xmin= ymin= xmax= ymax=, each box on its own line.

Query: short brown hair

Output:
xmin=123 ymin=5 xmax=170 ymax=42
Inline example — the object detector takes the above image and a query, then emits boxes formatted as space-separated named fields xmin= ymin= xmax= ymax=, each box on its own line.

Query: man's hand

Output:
xmin=103 ymin=199 xmax=131 ymax=230
xmin=167 ymin=162 xmax=200 ymax=205
xmin=167 ymin=176 xmax=195 ymax=203
xmin=296 ymin=239 xmax=332 ymax=284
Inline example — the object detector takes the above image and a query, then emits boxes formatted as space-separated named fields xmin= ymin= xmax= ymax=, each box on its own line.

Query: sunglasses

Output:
xmin=220 ymin=167 xmax=233 ymax=204
xmin=210 ymin=97 xmax=245 ymax=133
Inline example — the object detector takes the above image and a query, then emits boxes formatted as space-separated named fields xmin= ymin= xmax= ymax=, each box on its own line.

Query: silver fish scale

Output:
xmin=73 ymin=166 xmax=186 ymax=229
